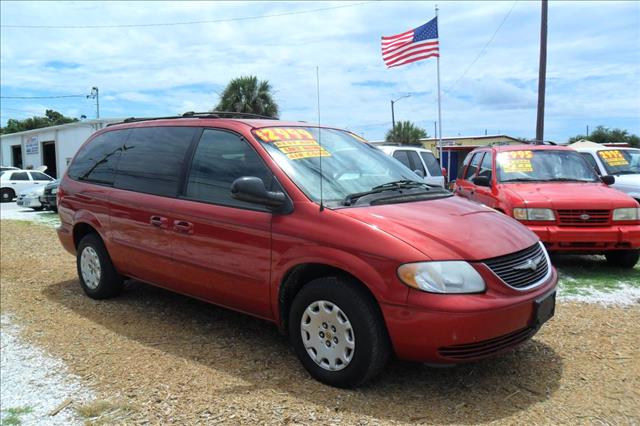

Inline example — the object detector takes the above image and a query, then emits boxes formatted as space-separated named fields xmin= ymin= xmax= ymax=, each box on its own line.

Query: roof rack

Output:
xmin=108 ymin=111 xmax=278 ymax=126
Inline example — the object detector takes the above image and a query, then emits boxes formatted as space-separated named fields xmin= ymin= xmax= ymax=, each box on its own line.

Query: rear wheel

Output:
xmin=288 ymin=277 xmax=390 ymax=388
xmin=76 ymin=233 xmax=124 ymax=299
xmin=1 ymin=188 xmax=15 ymax=203
xmin=605 ymin=250 xmax=639 ymax=268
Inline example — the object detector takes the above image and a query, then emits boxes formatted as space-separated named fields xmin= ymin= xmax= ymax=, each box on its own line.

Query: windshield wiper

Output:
xmin=500 ymin=178 xmax=544 ymax=182
xmin=545 ymin=178 xmax=595 ymax=182
xmin=344 ymin=180 xmax=432 ymax=206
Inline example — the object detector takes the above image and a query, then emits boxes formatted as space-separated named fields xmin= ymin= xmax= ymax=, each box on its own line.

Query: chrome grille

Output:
xmin=483 ymin=243 xmax=549 ymax=289
xmin=557 ymin=209 xmax=610 ymax=226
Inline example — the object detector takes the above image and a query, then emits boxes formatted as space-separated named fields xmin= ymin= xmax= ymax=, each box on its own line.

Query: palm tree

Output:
xmin=385 ymin=121 xmax=428 ymax=145
xmin=215 ymin=76 xmax=279 ymax=118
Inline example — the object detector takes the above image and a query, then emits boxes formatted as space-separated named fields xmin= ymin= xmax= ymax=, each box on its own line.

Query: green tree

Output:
xmin=215 ymin=76 xmax=279 ymax=117
xmin=568 ymin=126 xmax=639 ymax=148
xmin=1 ymin=109 xmax=78 ymax=135
xmin=385 ymin=121 xmax=428 ymax=145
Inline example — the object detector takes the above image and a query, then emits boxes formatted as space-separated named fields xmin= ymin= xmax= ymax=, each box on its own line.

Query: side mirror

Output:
xmin=231 ymin=177 xmax=289 ymax=211
xmin=472 ymin=175 xmax=491 ymax=187
xmin=441 ymin=167 xmax=447 ymax=177
xmin=601 ymin=175 xmax=615 ymax=185
xmin=414 ymin=169 xmax=425 ymax=178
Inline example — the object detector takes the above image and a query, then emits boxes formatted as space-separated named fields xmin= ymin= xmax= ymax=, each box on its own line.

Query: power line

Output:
xmin=443 ymin=0 xmax=518 ymax=94
xmin=1 ymin=94 xmax=86 ymax=99
xmin=1 ymin=2 xmax=373 ymax=29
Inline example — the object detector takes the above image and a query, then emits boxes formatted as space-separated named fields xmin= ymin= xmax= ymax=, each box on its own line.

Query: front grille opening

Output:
xmin=557 ymin=209 xmax=611 ymax=226
xmin=483 ymin=243 xmax=549 ymax=290
xmin=439 ymin=327 xmax=537 ymax=360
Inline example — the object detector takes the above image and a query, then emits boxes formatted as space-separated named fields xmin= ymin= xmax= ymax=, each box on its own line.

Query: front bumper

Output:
xmin=16 ymin=196 xmax=42 ymax=208
xmin=40 ymin=194 xmax=57 ymax=208
xmin=526 ymin=224 xmax=640 ymax=251
xmin=381 ymin=268 xmax=557 ymax=363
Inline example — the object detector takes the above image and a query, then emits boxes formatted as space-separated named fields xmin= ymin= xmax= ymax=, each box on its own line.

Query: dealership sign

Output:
xmin=25 ymin=136 xmax=39 ymax=155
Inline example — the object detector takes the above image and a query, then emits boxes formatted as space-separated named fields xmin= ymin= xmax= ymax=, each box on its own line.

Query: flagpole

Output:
xmin=435 ymin=5 xmax=444 ymax=177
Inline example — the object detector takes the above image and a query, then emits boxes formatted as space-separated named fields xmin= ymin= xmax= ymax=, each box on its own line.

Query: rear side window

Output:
xmin=68 ymin=130 xmax=129 ymax=185
xmin=185 ymin=129 xmax=273 ymax=209
xmin=463 ymin=153 xmax=483 ymax=179
xmin=420 ymin=151 xmax=442 ymax=176
xmin=30 ymin=172 xmax=52 ymax=181
xmin=10 ymin=172 xmax=29 ymax=181
xmin=115 ymin=127 xmax=198 ymax=197
xmin=478 ymin=152 xmax=493 ymax=179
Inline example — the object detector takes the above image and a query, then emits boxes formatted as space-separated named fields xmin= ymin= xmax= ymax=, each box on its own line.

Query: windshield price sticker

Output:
xmin=254 ymin=128 xmax=332 ymax=160
xmin=498 ymin=151 xmax=534 ymax=173
xmin=598 ymin=150 xmax=628 ymax=167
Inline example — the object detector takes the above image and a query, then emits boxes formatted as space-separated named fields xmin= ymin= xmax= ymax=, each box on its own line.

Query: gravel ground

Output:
xmin=0 ymin=315 xmax=91 ymax=425
xmin=1 ymin=220 xmax=639 ymax=424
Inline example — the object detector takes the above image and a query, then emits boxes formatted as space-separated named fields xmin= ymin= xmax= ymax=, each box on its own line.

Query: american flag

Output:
xmin=382 ymin=17 xmax=439 ymax=68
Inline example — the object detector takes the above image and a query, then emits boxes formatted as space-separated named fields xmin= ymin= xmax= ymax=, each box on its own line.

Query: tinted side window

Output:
xmin=185 ymin=129 xmax=273 ymax=209
xmin=392 ymin=150 xmax=412 ymax=169
xmin=407 ymin=151 xmax=425 ymax=175
xmin=581 ymin=152 xmax=600 ymax=175
xmin=420 ymin=151 xmax=442 ymax=176
xmin=68 ymin=130 xmax=128 ymax=185
xmin=463 ymin=153 xmax=483 ymax=179
xmin=458 ymin=153 xmax=473 ymax=179
xmin=30 ymin=172 xmax=52 ymax=181
xmin=478 ymin=153 xmax=493 ymax=179
xmin=11 ymin=172 xmax=29 ymax=181
xmin=115 ymin=127 xmax=197 ymax=197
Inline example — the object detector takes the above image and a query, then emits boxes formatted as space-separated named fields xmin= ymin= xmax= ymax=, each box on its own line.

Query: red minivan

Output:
xmin=455 ymin=145 xmax=640 ymax=267
xmin=57 ymin=113 xmax=557 ymax=387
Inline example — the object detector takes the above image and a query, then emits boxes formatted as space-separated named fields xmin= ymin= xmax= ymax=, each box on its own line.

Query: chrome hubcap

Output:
xmin=300 ymin=300 xmax=355 ymax=371
xmin=80 ymin=247 xmax=101 ymax=289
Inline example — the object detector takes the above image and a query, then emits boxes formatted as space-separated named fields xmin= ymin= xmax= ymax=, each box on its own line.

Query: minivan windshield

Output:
xmin=497 ymin=149 xmax=599 ymax=183
xmin=253 ymin=127 xmax=443 ymax=206
xmin=597 ymin=149 xmax=640 ymax=175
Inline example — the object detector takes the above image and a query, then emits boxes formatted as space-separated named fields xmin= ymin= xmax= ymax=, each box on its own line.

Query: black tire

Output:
xmin=76 ymin=233 xmax=124 ymax=299
xmin=605 ymin=250 xmax=640 ymax=268
xmin=288 ymin=277 xmax=390 ymax=388
xmin=51 ymin=206 xmax=58 ymax=213
xmin=31 ymin=206 xmax=44 ymax=211
xmin=1 ymin=188 xmax=15 ymax=203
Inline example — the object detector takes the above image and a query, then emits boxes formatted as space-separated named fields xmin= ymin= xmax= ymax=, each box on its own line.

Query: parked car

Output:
xmin=571 ymin=141 xmax=640 ymax=203
xmin=16 ymin=185 xmax=46 ymax=210
xmin=0 ymin=169 xmax=54 ymax=202
xmin=57 ymin=114 xmax=557 ymax=388
xmin=40 ymin=180 xmax=60 ymax=212
xmin=377 ymin=145 xmax=445 ymax=187
xmin=454 ymin=145 xmax=640 ymax=267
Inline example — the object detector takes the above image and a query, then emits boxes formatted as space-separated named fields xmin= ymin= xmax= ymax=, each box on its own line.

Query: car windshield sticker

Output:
xmin=498 ymin=151 xmax=533 ymax=173
xmin=253 ymin=128 xmax=331 ymax=160
xmin=598 ymin=150 xmax=628 ymax=167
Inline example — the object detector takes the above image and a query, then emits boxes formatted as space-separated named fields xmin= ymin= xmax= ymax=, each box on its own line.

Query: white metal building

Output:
xmin=0 ymin=119 xmax=120 ymax=179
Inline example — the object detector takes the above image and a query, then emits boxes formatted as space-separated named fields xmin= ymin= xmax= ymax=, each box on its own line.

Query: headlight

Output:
xmin=51 ymin=188 xmax=58 ymax=194
xmin=397 ymin=261 xmax=486 ymax=294
xmin=513 ymin=208 xmax=555 ymax=221
xmin=613 ymin=207 xmax=639 ymax=221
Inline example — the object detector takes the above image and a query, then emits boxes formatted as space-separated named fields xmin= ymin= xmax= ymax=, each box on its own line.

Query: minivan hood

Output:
xmin=337 ymin=197 xmax=538 ymax=261
xmin=501 ymin=182 xmax=636 ymax=209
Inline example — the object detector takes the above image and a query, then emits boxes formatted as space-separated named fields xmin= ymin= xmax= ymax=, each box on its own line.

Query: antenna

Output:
xmin=316 ymin=65 xmax=324 ymax=212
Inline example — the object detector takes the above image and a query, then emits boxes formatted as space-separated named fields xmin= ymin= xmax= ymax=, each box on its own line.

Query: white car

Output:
xmin=571 ymin=141 xmax=640 ymax=203
xmin=377 ymin=145 xmax=445 ymax=187
xmin=0 ymin=169 xmax=54 ymax=202
xmin=16 ymin=185 xmax=46 ymax=210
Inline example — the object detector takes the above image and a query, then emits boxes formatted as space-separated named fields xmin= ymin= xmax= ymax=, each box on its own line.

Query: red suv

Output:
xmin=57 ymin=113 xmax=557 ymax=387
xmin=455 ymin=145 xmax=640 ymax=267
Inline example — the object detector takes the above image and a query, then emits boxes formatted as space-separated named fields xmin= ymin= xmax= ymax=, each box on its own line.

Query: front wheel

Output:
xmin=76 ymin=233 xmax=124 ymax=299
xmin=605 ymin=250 xmax=640 ymax=268
xmin=288 ymin=277 xmax=390 ymax=388
xmin=1 ymin=188 xmax=15 ymax=203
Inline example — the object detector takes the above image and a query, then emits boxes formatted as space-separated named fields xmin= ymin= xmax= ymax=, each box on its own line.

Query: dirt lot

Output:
xmin=1 ymin=220 xmax=639 ymax=424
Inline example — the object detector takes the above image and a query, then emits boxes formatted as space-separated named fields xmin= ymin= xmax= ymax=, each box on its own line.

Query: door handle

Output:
xmin=150 ymin=215 xmax=167 ymax=228
xmin=173 ymin=220 xmax=194 ymax=234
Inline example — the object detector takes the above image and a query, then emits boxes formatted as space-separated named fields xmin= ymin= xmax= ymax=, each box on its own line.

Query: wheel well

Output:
xmin=278 ymin=263 xmax=379 ymax=334
xmin=73 ymin=223 xmax=99 ymax=249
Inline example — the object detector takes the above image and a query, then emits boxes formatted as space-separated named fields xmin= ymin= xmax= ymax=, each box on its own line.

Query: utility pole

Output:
xmin=87 ymin=86 xmax=99 ymax=119
xmin=390 ymin=94 xmax=411 ymax=142
xmin=535 ymin=0 xmax=548 ymax=142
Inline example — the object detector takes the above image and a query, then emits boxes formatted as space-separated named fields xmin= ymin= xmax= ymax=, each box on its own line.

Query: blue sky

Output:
xmin=1 ymin=1 xmax=638 ymax=142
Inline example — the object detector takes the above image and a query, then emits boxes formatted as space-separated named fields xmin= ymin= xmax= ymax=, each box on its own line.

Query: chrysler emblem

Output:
xmin=580 ymin=213 xmax=591 ymax=220
xmin=513 ymin=255 xmax=543 ymax=272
